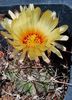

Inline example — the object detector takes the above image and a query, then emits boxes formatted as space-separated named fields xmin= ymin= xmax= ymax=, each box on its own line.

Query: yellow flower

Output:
xmin=0 ymin=4 xmax=68 ymax=62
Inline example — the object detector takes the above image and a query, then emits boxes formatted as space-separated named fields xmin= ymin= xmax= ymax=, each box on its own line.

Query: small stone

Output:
xmin=27 ymin=75 xmax=35 ymax=82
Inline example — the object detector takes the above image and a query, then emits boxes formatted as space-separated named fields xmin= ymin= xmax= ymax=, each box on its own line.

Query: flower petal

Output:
xmin=59 ymin=35 xmax=69 ymax=41
xmin=19 ymin=50 xmax=27 ymax=61
xmin=1 ymin=31 xmax=12 ymax=39
xmin=42 ymin=52 xmax=50 ymax=63
xmin=20 ymin=5 xmax=23 ymax=12
xmin=15 ymin=11 xmax=19 ymax=18
xmin=28 ymin=48 xmax=42 ymax=60
xmin=39 ymin=10 xmax=52 ymax=23
xmin=7 ymin=39 xmax=25 ymax=51
xmin=59 ymin=25 xmax=68 ymax=33
xmin=39 ymin=10 xmax=58 ymax=32
xmin=29 ymin=4 xmax=34 ymax=10
xmin=1 ymin=18 xmax=12 ymax=33
xmin=28 ymin=49 xmax=36 ymax=60
xmin=49 ymin=25 xmax=68 ymax=41
xmin=51 ymin=46 xmax=63 ymax=59
xmin=33 ymin=7 xmax=41 ymax=24
xmin=11 ymin=11 xmax=28 ymax=35
xmin=54 ymin=42 xmax=66 ymax=51
xmin=8 ymin=10 xmax=16 ymax=19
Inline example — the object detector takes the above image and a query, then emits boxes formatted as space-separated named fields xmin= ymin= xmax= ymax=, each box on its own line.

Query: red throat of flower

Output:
xmin=22 ymin=29 xmax=46 ymax=48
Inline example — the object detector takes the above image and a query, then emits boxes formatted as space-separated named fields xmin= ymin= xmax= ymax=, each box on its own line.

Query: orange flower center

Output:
xmin=22 ymin=30 xmax=45 ymax=48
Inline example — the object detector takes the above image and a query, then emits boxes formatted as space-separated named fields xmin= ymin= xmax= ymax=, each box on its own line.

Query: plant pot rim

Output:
xmin=0 ymin=1 xmax=72 ymax=99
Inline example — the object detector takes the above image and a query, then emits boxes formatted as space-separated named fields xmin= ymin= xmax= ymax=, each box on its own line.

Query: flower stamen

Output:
xmin=22 ymin=31 xmax=45 ymax=48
